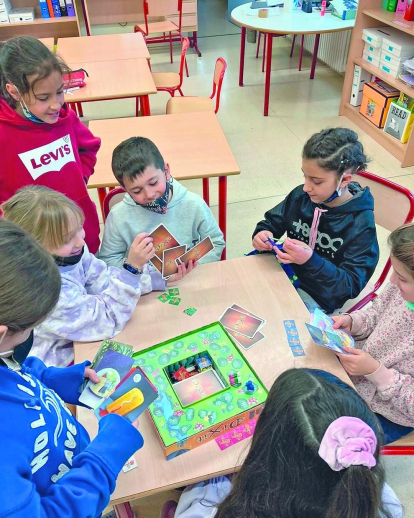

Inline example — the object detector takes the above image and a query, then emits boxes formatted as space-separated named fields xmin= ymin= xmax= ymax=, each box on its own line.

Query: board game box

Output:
xmin=132 ymin=322 xmax=268 ymax=460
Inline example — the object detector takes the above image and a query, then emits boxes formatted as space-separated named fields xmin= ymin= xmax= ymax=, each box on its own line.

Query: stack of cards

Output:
xmin=219 ymin=304 xmax=266 ymax=350
xmin=306 ymin=309 xmax=354 ymax=355
xmin=79 ymin=340 xmax=158 ymax=423
xmin=283 ymin=320 xmax=305 ymax=357
xmin=158 ymin=288 xmax=181 ymax=305
xmin=148 ymin=224 xmax=214 ymax=279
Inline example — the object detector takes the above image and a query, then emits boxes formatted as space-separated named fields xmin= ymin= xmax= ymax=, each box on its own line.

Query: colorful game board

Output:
xmin=132 ymin=322 xmax=268 ymax=460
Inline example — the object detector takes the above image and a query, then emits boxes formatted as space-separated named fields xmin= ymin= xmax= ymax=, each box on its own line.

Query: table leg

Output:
xmin=218 ymin=176 xmax=227 ymax=261
xmin=80 ymin=0 xmax=90 ymax=36
xmin=262 ymin=33 xmax=267 ymax=73
xmin=140 ymin=96 xmax=151 ymax=116
xmin=239 ymin=27 xmax=246 ymax=87
xmin=290 ymin=34 xmax=296 ymax=57
xmin=299 ymin=35 xmax=304 ymax=71
xmin=256 ymin=31 xmax=261 ymax=59
xmin=202 ymin=178 xmax=210 ymax=206
xmin=264 ymin=33 xmax=273 ymax=117
xmin=97 ymin=187 xmax=107 ymax=220
xmin=310 ymin=33 xmax=320 ymax=80
xmin=114 ymin=502 xmax=134 ymax=518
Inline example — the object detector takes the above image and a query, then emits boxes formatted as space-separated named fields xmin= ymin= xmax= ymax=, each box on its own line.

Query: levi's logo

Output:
xmin=18 ymin=135 xmax=75 ymax=180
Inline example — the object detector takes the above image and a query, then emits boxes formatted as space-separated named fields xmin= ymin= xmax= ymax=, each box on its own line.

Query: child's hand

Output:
xmin=332 ymin=315 xmax=352 ymax=333
xmin=275 ymin=238 xmax=313 ymax=265
xmin=335 ymin=347 xmax=380 ymax=376
xmin=127 ymin=233 xmax=155 ymax=270
xmin=84 ymin=367 xmax=100 ymax=383
xmin=167 ymin=261 xmax=197 ymax=283
xmin=252 ymin=231 xmax=274 ymax=252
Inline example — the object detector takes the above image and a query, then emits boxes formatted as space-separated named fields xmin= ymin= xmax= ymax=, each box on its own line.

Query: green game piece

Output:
xmin=169 ymin=297 xmax=181 ymax=306
xmin=168 ymin=288 xmax=180 ymax=296
xmin=184 ymin=307 xmax=197 ymax=316
xmin=158 ymin=293 xmax=170 ymax=303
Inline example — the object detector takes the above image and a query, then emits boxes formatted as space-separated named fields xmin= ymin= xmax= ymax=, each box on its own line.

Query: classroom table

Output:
xmin=64 ymin=58 xmax=156 ymax=117
xmin=88 ymin=112 xmax=240 ymax=259
xmin=39 ymin=38 xmax=55 ymax=51
xmin=231 ymin=4 xmax=354 ymax=116
xmin=56 ymin=33 xmax=150 ymax=63
xmin=75 ymin=254 xmax=353 ymax=514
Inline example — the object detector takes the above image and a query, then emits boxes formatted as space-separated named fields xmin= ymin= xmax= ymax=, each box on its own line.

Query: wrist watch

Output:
xmin=123 ymin=259 xmax=143 ymax=275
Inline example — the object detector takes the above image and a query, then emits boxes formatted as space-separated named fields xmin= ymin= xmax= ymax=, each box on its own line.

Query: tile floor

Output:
xmin=85 ymin=0 xmax=414 ymax=515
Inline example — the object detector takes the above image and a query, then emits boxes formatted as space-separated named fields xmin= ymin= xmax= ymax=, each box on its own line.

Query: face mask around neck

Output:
xmin=322 ymin=173 xmax=344 ymax=204
xmin=53 ymin=247 xmax=85 ymax=267
xmin=13 ymin=85 xmax=46 ymax=124
xmin=137 ymin=176 xmax=173 ymax=214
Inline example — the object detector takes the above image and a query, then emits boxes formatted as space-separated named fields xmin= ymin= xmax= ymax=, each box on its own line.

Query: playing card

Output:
xmin=169 ymin=297 xmax=181 ymax=306
xmin=184 ymin=307 xmax=197 ymax=316
xmin=158 ymin=293 xmax=170 ymax=303
xmin=219 ymin=307 xmax=263 ymax=338
xmin=162 ymin=245 xmax=187 ymax=278
xmin=291 ymin=345 xmax=306 ymax=357
xmin=227 ymin=329 xmax=265 ymax=350
xmin=149 ymin=224 xmax=180 ymax=259
xmin=168 ymin=288 xmax=180 ymax=296
xmin=79 ymin=350 xmax=135 ymax=409
xmin=122 ymin=455 xmax=138 ymax=473
xmin=230 ymin=304 xmax=266 ymax=329
xmin=175 ymin=236 xmax=214 ymax=267
xmin=150 ymin=256 xmax=163 ymax=275
xmin=79 ymin=340 xmax=133 ymax=393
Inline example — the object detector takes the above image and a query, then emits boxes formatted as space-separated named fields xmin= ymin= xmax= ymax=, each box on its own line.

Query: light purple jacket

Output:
xmin=32 ymin=246 xmax=165 ymax=367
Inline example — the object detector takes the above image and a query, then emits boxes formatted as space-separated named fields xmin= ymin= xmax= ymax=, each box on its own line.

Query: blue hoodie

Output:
xmin=0 ymin=357 xmax=143 ymax=517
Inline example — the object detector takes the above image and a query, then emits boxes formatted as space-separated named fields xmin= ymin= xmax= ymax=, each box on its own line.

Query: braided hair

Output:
xmin=302 ymin=128 xmax=369 ymax=178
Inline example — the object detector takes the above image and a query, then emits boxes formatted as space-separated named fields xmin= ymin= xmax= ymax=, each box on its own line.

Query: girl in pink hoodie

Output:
xmin=0 ymin=36 xmax=101 ymax=253
xmin=333 ymin=223 xmax=414 ymax=443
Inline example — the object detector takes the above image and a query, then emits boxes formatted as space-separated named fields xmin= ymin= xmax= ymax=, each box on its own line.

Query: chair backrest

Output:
xmin=210 ymin=57 xmax=227 ymax=114
xmin=178 ymin=37 xmax=190 ymax=87
xmin=103 ymin=187 xmax=127 ymax=220
xmin=347 ymin=171 xmax=414 ymax=311
xmin=143 ymin=0 xmax=183 ymax=32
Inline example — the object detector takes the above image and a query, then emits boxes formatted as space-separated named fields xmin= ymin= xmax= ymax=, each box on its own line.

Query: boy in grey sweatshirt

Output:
xmin=99 ymin=137 xmax=225 ymax=268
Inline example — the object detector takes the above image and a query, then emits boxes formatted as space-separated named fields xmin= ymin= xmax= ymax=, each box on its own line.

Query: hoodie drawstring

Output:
xmin=309 ymin=207 xmax=327 ymax=250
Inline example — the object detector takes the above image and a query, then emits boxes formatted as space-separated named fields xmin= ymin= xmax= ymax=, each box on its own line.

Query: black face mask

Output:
xmin=11 ymin=330 xmax=34 ymax=365
xmin=53 ymin=247 xmax=84 ymax=267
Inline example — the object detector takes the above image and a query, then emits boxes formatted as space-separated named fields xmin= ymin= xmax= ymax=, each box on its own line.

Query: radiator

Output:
xmin=290 ymin=29 xmax=352 ymax=74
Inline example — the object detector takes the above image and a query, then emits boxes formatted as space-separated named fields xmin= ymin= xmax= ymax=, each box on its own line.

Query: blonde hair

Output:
xmin=388 ymin=223 xmax=414 ymax=278
xmin=1 ymin=186 xmax=84 ymax=251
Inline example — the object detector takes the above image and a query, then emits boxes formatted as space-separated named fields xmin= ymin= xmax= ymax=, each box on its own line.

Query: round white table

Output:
xmin=231 ymin=4 xmax=355 ymax=116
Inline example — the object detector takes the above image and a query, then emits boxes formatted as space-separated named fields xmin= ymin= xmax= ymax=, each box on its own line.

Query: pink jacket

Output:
xmin=350 ymin=282 xmax=414 ymax=427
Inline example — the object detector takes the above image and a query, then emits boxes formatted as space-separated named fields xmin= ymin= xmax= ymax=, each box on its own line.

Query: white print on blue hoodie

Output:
xmin=0 ymin=356 xmax=143 ymax=517
xmin=98 ymin=179 xmax=225 ymax=269
xmin=32 ymin=245 xmax=166 ymax=368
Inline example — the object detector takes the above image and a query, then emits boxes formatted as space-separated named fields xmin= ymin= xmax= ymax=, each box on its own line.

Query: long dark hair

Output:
xmin=0 ymin=36 xmax=70 ymax=107
xmin=215 ymin=368 xmax=391 ymax=518
xmin=302 ymin=127 xmax=369 ymax=178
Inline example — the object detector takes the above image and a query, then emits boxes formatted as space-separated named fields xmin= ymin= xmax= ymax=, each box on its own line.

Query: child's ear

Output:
xmin=5 ymin=83 xmax=20 ymax=103
xmin=341 ymin=170 xmax=353 ymax=187
xmin=165 ymin=163 xmax=172 ymax=181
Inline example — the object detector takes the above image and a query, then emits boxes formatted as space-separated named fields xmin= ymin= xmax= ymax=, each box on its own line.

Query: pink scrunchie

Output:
xmin=318 ymin=416 xmax=377 ymax=471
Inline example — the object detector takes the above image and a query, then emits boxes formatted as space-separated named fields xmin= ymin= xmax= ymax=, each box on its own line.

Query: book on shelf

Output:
xmin=383 ymin=93 xmax=414 ymax=142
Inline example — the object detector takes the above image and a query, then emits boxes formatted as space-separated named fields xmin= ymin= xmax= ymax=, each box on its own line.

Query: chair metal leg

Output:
xmin=185 ymin=58 xmax=189 ymax=77
xmin=290 ymin=34 xmax=296 ymax=57
xmin=178 ymin=88 xmax=184 ymax=96
xmin=169 ymin=32 xmax=173 ymax=63
xmin=202 ymin=178 xmax=210 ymax=206
xmin=76 ymin=103 xmax=83 ymax=117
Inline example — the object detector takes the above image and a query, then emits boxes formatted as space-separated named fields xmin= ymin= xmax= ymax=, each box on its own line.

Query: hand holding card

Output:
xmin=176 ymin=236 xmax=214 ymax=267
xmin=149 ymin=224 xmax=180 ymax=260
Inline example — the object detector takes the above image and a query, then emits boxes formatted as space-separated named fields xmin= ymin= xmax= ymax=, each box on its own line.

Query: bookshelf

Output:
xmin=0 ymin=0 xmax=80 ymax=41
xmin=340 ymin=2 xmax=414 ymax=167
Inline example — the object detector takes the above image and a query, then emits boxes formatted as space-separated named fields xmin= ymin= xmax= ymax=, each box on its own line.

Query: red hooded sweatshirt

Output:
xmin=0 ymin=99 xmax=101 ymax=253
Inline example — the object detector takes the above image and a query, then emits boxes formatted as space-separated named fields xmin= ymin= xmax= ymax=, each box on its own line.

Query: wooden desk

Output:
xmin=231 ymin=4 xmax=354 ymax=116
xmin=88 ymin=112 xmax=240 ymax=258
xmin=39 ymin=38 xmax=55 ymax=51
xmin=75 ymin=254 xmax=352 ymax=511
xmin=57 ymin=33 xmax=150 ymax=63
xmin=64 ymin=59 xmax=156 ymax=116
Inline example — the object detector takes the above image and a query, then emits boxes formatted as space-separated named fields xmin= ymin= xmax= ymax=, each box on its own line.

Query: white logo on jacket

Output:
xmin=18 ymin=135 xmax=75 ymax=180
xmin=291 ymin=219 xmax=344 ymax=258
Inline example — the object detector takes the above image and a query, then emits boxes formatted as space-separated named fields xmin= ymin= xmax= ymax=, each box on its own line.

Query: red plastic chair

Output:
xmin=340 ymin=171 xmax=414 ymax=313
xmin=152 ymin=37 xmax=189 ymax=97
xmin=166 ymin=57 xmax=227 ymax=115
xmin=102 ymin=187 xmax=126 ymax=221
xmin=134 ymin=0 xmax=184 ymax=66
